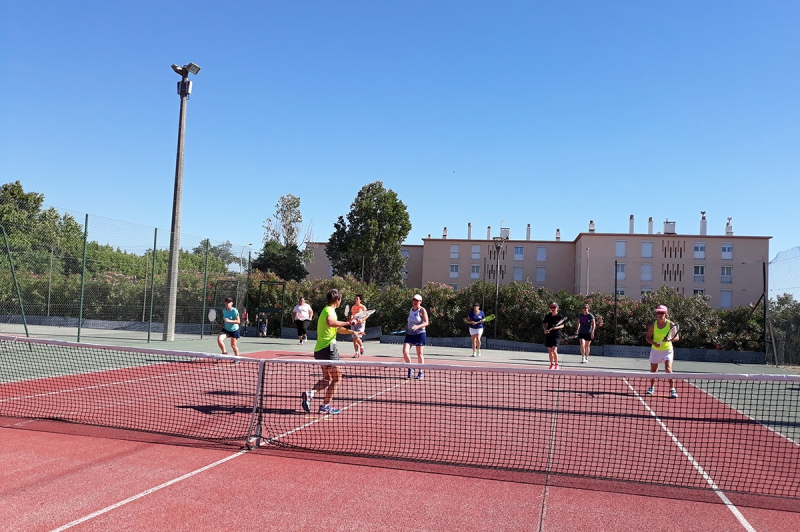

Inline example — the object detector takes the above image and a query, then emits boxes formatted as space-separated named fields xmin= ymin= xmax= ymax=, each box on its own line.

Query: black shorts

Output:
xmin=314 ymin=343 xmax=340 ymax=362
xmin=220 ymin=328 xmax=240 ymax=339
xmin=544 ymin=334 xmax=560 ymax=348
xmin=295 ymin=319 xmax=310 ymax=336
xmin=578 ymin=333 xmax=593 ymax=341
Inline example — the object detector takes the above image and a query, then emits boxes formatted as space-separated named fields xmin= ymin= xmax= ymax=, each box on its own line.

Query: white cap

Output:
xmin=412 ymin=294 xmax=422 ymax=301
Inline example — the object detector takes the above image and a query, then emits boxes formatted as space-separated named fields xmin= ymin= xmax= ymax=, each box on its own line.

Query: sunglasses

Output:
xmin=549 ymin=306 xmax=557 ymax=309
xmin=656 ymin=311 xmax=665 ymax=315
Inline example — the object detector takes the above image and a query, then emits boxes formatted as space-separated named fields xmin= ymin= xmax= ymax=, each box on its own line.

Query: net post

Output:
xmin=246 ymin=359 xmax=267 ymax=448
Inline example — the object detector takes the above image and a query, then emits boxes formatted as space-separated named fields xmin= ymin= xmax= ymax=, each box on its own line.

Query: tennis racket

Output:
xmin=390 ymin=329 xmax=407 ymax=335
xmin=562 ymin=334 xmax=578 ymax=342
xmin=658 ymin=322 xmax=680 ymax=346
xmin=353 ymin=308 xmax=376 ymax=321
xmin=545 ymin=316 xmax=569 ymax=334
xmin=343 ymin=304 xmax=350 ymax=319
xmin=464 ymin=314 xmax=496 ymax=324
xmin=208 ymin=308 xmax=224 ymax=326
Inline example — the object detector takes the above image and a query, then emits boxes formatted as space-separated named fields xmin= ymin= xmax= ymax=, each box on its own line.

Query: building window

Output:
xmin=615 ymin=241 xmax=627 ymax=258
xmin=449 ymin=284 xmax=458 ymax=290
xmin=720 ymin=290 xmax=732 ymax=308
xmin=450 ymin=244 xmax=459 ymax=259
xmin=328 ymin=265 xmax=334 ymax=277
xmin=513 ymin=266 xmax=523 ymax=281
xmin=694 ymin=242 xmax=706 ymax=259
xmin=616 ymin=288 xmax=626 ymax=296
xmin=721 ymin=243 xmax=733 ymax=260
xmin=514 ymin=246 xmax=524 ymax=261
xmin=449 ymin=264 xmax=459 ymax=279
xmin=470 ymin=264 xmax=480 ymax=279
xmin=535 ymin=266 xmax=546 ymax=282
xmin=694 ymin=265 xmax=705 ymax=283
xmin=616 ymin=263 xmax=626 ymax=281
xmin=642 ymin=241 xmax=653 ymax=258
xmin=641 ymin=288 xmax=652 ymax=299
xmin=693 ymin=289 xmax=705 ymax=296
xmin=536 ymin=246 xmax=546 ymax=262
xmin=401 ymin=249 xmax=409 ymax=280
xmin=721 ymin=266 xmax=732 ymax=283
xmin=471 ymin=244 xmax=480 ymax=260
xmin=641 ymin=263 xmax=653 ymax=282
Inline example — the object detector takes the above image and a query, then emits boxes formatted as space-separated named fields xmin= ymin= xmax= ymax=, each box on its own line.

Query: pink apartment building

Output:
xmin=305 ymin=215 xmax=769 ymax=309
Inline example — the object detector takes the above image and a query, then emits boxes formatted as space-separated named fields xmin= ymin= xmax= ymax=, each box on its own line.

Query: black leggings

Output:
xmin=295 ymin=319 xmax=310 ymax=336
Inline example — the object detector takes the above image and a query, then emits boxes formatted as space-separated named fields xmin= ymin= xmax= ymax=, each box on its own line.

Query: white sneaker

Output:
xmin=477 ymin=350 xmax=481 ymax=357
xmin=645 ymin=386 xmax=655 ymax=396
xmin=472 ymin=351 xmax=477 ymax=357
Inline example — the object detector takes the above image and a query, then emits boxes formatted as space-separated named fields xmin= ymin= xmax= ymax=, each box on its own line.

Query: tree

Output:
xmin=251 ymin=240 xmax=308 ymax=282
xmin=326 ymin=181 xmax=411 ymax=286
xmin=263 ymin=194 xmax=309 ymax=247
xmin=253 ymin=194 xmax=313 ymax=280
xmin=192 ymin=239 xmax=237 ymax=269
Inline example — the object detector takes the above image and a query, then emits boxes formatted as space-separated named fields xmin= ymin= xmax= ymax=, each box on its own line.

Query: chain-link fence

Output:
xmin=0 ymin=201 xmax=253 ymax=342
xmin=769 ymin=249 xmax=800 ymax=365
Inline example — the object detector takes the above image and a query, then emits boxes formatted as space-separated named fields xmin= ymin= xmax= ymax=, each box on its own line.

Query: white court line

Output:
xmin=623 ymin=378 xmax=756 ymax=532
xmin=50 ymin=450 xmax=250 ymax=532
xmin=689 ymin=381 xmax=800 ymax=447
xmin=49 ymin=374 xmax=409 ymax=530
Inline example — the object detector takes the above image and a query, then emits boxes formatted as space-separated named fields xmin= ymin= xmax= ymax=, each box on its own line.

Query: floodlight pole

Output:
xmin=163 ymin=63 xmax=200 ymax=341
xmin=492 ymin=236 xmax=507 ymax=340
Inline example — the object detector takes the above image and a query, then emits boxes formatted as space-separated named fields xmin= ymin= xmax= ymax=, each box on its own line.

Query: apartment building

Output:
xmin=304 ymin=215 xmax=769 ymax=309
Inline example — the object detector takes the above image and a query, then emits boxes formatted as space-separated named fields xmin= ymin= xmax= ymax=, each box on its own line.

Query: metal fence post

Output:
xmin=614 ymin=259 xmax=618 ymax=345
xmin=77 ymin=214 xmax=89 ymax=342
xmin=0 ymin=224 xmax=29 ymax=338
xmin=147 ymin=229 xmax=157 ymax=343
xmin=201 ymin=239 xmax=210 ymax=339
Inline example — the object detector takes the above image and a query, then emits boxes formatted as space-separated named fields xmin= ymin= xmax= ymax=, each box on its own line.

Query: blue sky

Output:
xmin=2 ymin=1 xmax=798 ymax=266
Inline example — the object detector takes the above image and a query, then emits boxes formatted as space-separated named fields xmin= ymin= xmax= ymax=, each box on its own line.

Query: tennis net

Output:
xmin=1 ymin=335 xmax=798 ymax=499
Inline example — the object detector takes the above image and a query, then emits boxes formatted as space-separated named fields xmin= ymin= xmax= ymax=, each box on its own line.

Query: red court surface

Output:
xmin=1 ymin=348 xmax=799 ymax=531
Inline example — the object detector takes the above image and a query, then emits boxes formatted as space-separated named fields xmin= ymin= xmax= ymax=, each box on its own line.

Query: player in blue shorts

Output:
xmin=403 ymin=294 xmax=430 ymax=379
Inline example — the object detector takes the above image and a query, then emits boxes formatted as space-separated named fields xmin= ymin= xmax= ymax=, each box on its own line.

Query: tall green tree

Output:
xmin=251 ymin=240 xmax=308 ymax=281
xmin=326 ymin=181 xmax=411 ymax=286
xmin=253 ymin=194 xmax=312 ymax=280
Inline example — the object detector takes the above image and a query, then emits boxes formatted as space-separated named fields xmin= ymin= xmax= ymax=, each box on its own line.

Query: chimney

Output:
xmin=487 ymin=226 xmax=491 ymax=240
xmin=664 ymin=220 xmax=676 ymax=234
xmin=629 ymin=215 xmax=634 ymax=234
xmin=526 ymin=223 xmax=531 ymax=241
xmin=556 ymin=229 xmax=561 ymax=241
xmin=589 ymin=220 xmax=595 ymax=233
xmin=500 ymin=227 xmax=510 ymax=239
xmin=726 ymin=217 xmax=733 ymax=236
xmin=648 ymin=217 xmax=653 ymax=234
xmin=467 ymin=223 xmax=472 ymax=240
xmin=443 ymin=227 xmax=448 ymax=239
xmin=700 ymin=212 xmax=707 ymax=235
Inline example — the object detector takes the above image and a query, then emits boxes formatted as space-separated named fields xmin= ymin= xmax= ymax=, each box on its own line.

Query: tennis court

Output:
xmin=1 ymin=334 xmax=798 ymax=531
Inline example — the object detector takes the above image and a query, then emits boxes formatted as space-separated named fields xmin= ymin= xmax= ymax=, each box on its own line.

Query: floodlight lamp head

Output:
xmin=186 ymin=63 xmax=201 ymax=75
xmin=171 ymin=64 xmax=185 ymax=75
